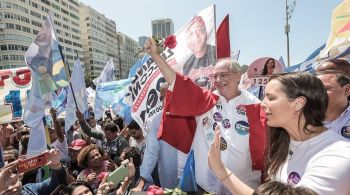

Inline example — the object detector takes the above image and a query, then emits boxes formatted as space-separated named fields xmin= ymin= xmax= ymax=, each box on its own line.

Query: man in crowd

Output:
xmin=132 ymin=83 xmax=186 ymax=191
xmin=76 ymin=110 xmax=129 ymax=161
xmin=50 ymin=108 xmax=69 ymax=163
xmin=316 ymin=59 xmax=350 ymax=140
xmin=144 ymin=38 xmax=264 ymax=194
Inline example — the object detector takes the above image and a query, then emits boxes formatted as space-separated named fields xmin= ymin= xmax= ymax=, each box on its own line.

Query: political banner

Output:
xmin=127 ymin=5 xmax=216 ymax=130
xmin=0 ymin=68 xmax=32 ymax=123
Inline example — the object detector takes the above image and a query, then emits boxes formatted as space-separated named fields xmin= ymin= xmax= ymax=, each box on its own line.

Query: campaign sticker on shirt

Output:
xmin=235 ymin=121 xmax=249 ymax=135
xmin=222 ymin=119 xmax=231 ymax=129
xmin=202 ymin=117 xmax=213 ymax=129
xmin=213 ymin=122 xmax=218 ymax=131
xmin=220 ymin=137 xmax=227 ymax=151
xmin=213 ymin=112 xmax=223 ymax=122
xmin=216 ymin=102 xmax=223 ymax=110
xmin=236 ymin=104 xmax=247 ymax=116
xmin=341 ymin=126 xmax=350 ymax=139
xmin=287 ymin=172 xmax=301 ymax=186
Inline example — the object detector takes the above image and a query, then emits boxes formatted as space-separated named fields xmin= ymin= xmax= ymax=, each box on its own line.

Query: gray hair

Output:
xmin=216 ymin=58 xmax=241 ymax=74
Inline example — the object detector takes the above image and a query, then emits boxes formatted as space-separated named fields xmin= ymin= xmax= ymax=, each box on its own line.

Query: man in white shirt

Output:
xmin=144 ymin=38 xmax=263 ymax=194
xmin=316 ymin=59 xmax=350 ymax=140
xmin=50 ymin=108 xmax=69 ymax=162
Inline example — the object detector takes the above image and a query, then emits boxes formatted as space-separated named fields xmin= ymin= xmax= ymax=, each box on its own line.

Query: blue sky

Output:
xmin=80 ymin=0 xmax=343 ymax=66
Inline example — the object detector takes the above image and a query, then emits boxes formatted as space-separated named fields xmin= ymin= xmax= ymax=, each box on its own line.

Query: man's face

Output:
xmin=104 ymin=130 xmax=117 ymax=142
xmin=88 ymin=117 xmax=96 ymax=128
xmin=317 ymin=73 xmax=350 ymax=112
xmin=129 ymin=128 xmax=143 ymax=139
xmin=48 ymin=128 xmax=57 ymax=142
xmin=213 ymin=62 xmax=241 ymax=100
xmin=186 ymin=21 xmax=207 ymax=57
xmin=69 ymin=149 xmax=80 ymax=162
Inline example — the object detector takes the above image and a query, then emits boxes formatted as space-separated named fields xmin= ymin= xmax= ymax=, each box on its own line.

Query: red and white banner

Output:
xmin=0 ymin=68 xmax=32 ymax=123
xmin=127 ymin=5 xmax=216 ymax=130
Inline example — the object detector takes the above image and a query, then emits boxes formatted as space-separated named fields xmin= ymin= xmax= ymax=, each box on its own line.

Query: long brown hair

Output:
xmin=265 ymin=72 xmax=328 ymax=179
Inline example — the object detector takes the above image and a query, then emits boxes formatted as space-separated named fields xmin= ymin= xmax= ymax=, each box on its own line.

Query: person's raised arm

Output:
xmin=76 ymin=110 xmax=104 ymax=140
xmin=50 ymin=108 xmax=64 ymax=143
xmin=145 ymin=38 xmax=176 ymax=85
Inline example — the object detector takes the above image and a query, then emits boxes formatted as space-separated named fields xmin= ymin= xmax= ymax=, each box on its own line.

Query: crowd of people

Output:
xmin=0 ymin=37 xmax=350 ymax=195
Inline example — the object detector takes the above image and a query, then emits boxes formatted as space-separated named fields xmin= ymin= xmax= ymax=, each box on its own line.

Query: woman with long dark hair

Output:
xmin=208 ymin=72 xmax=350 ymax=195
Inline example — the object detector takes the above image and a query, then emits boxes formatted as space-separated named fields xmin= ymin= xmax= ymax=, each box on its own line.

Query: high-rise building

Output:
xmin=138 ymin=36 xmax=147 ymax=48
xmin=151 ymin=18 xmax=174 ymax=39
xmin=117 ymin=32 xmax=139 ymax=79
xmin=0 ymin=0 xmax=84 ymax=70
xmin=79 ymin=3 xmax=119 ymax=79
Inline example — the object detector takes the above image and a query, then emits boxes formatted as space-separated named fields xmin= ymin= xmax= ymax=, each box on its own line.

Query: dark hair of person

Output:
xmin=326 ymin=58 xmax=350 ymax=75
xmin=265 ymin=72 xmax=328 ymax=179
xmin=103 ymin=122 xmax=119 ymax=133
xmin=77 ymin=144 xmax=105 ymax=168
xmin=114 ymin=117 xmax=125 ymax=131
xmin=317 ymin=70 xmax=350 ymax=87
xmin=253 ymin=181 xmax=318 ymax=195
xmin=59 ymin=181 xmax=94 ymax=195
xmin=123 ymin=146 xmax=142 ymax=168
xmin=262 ymin=58 xmax=275 ymax=76
xmin=127 ymin=120 xmax=141 ymax=131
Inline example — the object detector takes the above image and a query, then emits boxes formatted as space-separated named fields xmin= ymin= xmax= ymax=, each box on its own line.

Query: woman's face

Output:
xmin=266 ymin=59 xmax=275 ymax=74
xmin=72 ymin=185 xmax=93 ymax=195
xmin=261 ymin=80 xmax=297 ymax=128
xmin=87 ymin=149 xmax=102 ymax=168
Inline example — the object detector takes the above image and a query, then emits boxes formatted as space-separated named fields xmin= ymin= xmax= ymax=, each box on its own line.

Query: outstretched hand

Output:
xmin=208 ymin=126 xmax=225 ymax=177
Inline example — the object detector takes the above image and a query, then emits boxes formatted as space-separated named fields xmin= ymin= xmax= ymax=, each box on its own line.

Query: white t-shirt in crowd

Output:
xmin=276 ymin=130 xmax=350 ymax=195
xmin=51 ymin=136 xmax=69 ymax=162
xmin=192 ymin=90 xmax=261 ymax=194
xmin=324 ymin=103 xmax=350 ymax=141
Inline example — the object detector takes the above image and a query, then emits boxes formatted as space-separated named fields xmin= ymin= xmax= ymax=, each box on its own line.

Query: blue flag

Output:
xmin=179 ymin=150 xmax=198 ymax=192
xmin=52 ymin=87 xmax=68 ymax=115
xmin=285 ymin=44 xmax=326 ymax=73
xmin=94 ymin=79 xmax=131 ymax=120
xmin=128 ymin=55 xmax=150 ymax=78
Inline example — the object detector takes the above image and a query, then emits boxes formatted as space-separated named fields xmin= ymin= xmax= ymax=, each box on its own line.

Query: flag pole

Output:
xmin=64 ymin=49 xmax=79 ymax=111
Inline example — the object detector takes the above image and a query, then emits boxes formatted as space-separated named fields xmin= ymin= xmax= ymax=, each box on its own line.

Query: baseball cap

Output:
xmin=69 ymin=139 xmax=86 ymax=151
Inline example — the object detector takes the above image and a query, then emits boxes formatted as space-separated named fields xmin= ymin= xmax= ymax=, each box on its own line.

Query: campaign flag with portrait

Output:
xmin=126 ymin=5 xmax=216 ymax=131
xmin=25 ymin=13 xmax=69 ymax=95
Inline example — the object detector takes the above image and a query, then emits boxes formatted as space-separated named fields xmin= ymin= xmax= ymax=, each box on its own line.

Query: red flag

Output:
xmin=158 ymin=73 xmax=219 ymax=153
xmin=245 ymin=103 xmax=267 ymax=171
xmin=216 ymin=14 xmax=230 ymax=58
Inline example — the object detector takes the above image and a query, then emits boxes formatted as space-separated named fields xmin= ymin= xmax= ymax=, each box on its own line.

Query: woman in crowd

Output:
xmin=76 ymin=144 xmax=109 ymax=190
xmin=208 ymin=72 xmax=350 ymax=195
xmin=59 ymin=181 xmax=113 ymax=195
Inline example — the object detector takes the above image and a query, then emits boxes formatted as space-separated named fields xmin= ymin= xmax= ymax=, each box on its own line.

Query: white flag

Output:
xmin=93 ymin=58 xmax=115 ymax=85
xmin=65 ymin=58 xmax=88 ymax=132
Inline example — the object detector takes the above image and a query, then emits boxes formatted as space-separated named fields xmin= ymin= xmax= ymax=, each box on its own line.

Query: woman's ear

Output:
xmin=294 ymin=96 xmax=306 ymax=112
